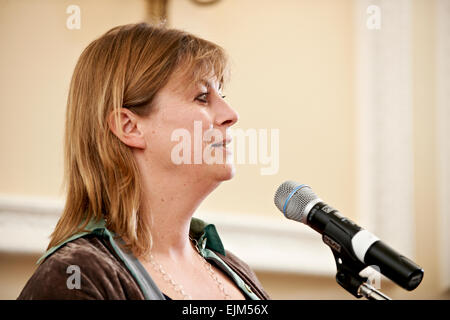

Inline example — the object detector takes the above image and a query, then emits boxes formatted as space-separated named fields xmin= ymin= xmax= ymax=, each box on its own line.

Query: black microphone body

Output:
xmin=308 ymin=201 xmax=423 ymax=291
xmin=274 ymin=181 xmax=424 ymax=291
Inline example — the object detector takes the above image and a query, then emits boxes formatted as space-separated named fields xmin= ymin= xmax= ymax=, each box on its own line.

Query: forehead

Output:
xmin=164 ymin=65 xmax=222 ymax=95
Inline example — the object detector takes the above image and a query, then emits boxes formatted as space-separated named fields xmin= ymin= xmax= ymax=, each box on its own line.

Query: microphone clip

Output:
xmin=329 ymin=243 xmax=391 ymax=300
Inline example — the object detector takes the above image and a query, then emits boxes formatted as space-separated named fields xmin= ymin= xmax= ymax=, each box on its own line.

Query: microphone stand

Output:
xmin=358 ymin=282 xmax=391 ymax=300
xmin=329 ymin=242 xmax=392 ymax=300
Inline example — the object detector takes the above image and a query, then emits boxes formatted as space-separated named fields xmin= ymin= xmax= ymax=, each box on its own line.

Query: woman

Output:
xmin=18 ymin=23 xmax=269 ymax=300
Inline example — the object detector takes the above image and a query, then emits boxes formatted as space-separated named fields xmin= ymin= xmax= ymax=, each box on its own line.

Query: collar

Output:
xmin=189 ymin=217 xmax=226 ymax=256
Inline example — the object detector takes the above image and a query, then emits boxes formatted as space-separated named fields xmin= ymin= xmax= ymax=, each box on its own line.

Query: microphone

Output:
xmin=274 ymin=180 xmax=424 ymax=291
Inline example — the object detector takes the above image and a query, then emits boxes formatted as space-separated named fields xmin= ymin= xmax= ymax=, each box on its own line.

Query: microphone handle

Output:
xmin=364 ymin=241 xmax=424 ymax=291
xmin=306 ymin=202 xmax=424 ymax=291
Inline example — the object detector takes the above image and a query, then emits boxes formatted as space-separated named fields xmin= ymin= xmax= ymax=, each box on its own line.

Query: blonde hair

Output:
xmin=47 ymin=23 xmax=230 ymax=258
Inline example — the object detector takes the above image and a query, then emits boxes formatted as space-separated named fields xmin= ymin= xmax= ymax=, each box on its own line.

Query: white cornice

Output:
xmin=0 ymin=195 xmax=336 ymax=275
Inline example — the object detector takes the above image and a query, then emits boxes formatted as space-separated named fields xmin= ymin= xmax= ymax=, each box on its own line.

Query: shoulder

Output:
xmin=219 ymin=249 xmax=271 ymax=300
xmin=17 ymin=234 xmax=143 ymax=300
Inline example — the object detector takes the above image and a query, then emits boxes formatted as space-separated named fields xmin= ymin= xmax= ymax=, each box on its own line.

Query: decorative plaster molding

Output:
xmin=0 ymin=195 xmax=335 ymax=275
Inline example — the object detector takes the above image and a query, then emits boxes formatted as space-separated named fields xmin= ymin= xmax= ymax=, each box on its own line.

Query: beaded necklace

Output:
xmin=147 ymin=237 xmax=231 ymax=300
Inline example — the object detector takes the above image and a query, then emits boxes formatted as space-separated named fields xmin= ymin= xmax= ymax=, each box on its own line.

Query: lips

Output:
xmin=211 ymin=138 xmax=232 ymax=148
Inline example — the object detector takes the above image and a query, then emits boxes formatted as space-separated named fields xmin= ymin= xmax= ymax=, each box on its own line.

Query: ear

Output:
xmin=108 ymin=108 xmax=146 ymax=149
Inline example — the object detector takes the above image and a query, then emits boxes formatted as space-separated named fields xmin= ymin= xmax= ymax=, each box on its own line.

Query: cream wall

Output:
xmin=175 ymin=0 xmax=357 ymax=220
xmin=0 ymin=0 xmax=448 ymax=300
xmin=0 ymin=0 xmax=149 ymax=197
xmin=0 ymin=0 xmax=357 ymax=219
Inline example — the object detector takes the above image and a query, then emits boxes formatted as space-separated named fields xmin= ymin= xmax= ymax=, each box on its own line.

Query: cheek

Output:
xmin=148 ymin=106 xmax=215 ymax=162
xmin=164 ymin=109 xmax=213 ymax=142
xmin=144 ymin=128 xmax=169 ymax=158
xmin=141 ymin=115 xmax=175 ymax=159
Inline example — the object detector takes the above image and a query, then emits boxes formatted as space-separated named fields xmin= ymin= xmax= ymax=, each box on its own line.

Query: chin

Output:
xmin=213 ymin=163 xmax=236 ymax=181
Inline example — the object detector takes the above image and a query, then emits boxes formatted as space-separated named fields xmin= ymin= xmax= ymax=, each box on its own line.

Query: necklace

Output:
xmin=190 ymin=236 xmax=232 ymax=300
xmin=147 ymin=237 xmax=232 ymax=300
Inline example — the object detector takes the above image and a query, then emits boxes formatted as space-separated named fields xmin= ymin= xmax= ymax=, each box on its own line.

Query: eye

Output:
xmin=195 ymin=92 xmax=209 ymax=103
xmin=195 ymin=92 xmax=227 ymax=104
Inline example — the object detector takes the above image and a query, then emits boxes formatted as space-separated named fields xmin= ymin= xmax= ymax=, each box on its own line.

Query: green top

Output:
xmin=37 ymin=216 xmax=259 ymax=300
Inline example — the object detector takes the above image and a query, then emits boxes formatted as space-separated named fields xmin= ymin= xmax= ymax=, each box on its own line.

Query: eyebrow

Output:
xmin=198 ymin=79 xmax=222 ymax=91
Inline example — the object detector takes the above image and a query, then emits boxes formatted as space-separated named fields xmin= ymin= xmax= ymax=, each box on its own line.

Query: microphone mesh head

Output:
xmin=274 ymin=181 xmax=319 ymax=223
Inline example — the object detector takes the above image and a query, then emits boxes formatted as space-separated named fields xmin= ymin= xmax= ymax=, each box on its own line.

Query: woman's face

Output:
xmin=139 ymin=69 xmax=239 ymax=183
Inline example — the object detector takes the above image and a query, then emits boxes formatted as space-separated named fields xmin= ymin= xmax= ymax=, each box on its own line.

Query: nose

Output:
xmin=214 ymin=98 xmax=239 ymax=128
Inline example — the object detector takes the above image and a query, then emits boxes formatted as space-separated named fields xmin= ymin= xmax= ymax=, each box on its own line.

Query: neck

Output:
xmin=138 ymin=164 xmax=220 ymax=260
